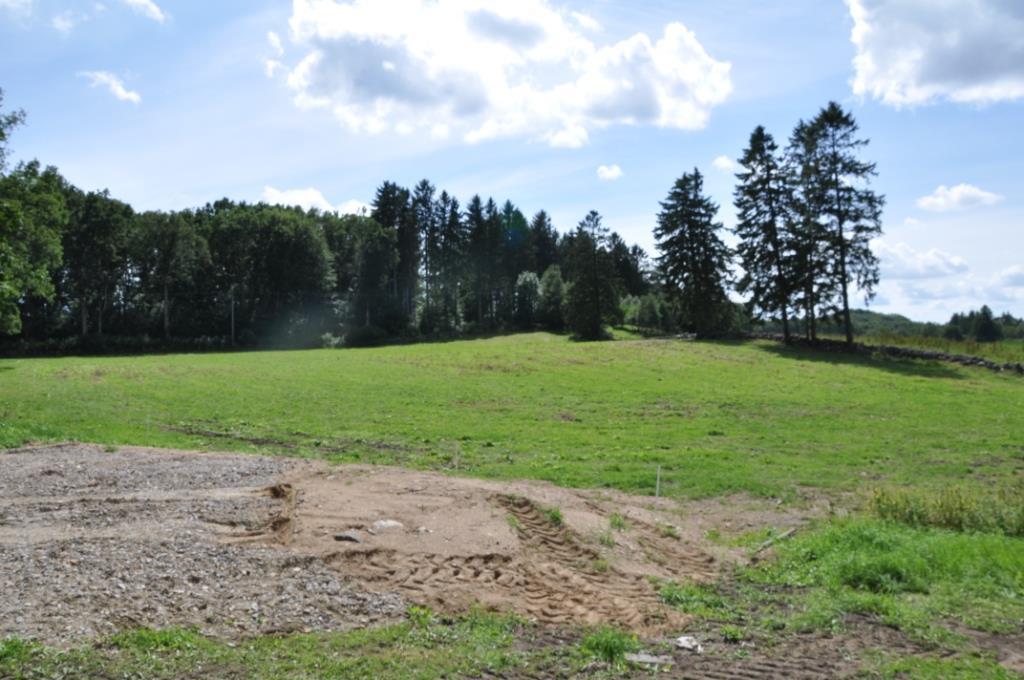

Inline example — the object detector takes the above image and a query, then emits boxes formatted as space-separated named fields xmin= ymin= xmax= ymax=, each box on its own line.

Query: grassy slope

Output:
xmin=2 ymin=333 xmax=1021 ymax=498
xmin=3 ymin=334 xmax=1023 ymax=678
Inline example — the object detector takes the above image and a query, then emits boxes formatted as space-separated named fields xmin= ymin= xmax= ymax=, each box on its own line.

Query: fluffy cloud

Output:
xmin=570 ymin=11 xmax=599 ymax=32
xmin=78 ymin=71 xmax=141 ymax=104
xmin=872 ymin=240 xmax=968 ymax=280
xmin=261 ymin=186 xmax=369 ymax=215
xmin=916 ymin=184 xmax=1004 ymax=212
xmin=712 ymin=154 xmax=734 ymax=172
xmin=596 ymin=164 xmax=622 ymax=181
xmin=997 ymin=266 xmax=1024 ymax=288
xmin=847 ymin=0 xmax=1024 ymax=106
xmin=278 ymin=0 xmax=731 ymax=147
xmin=121 ymin=0 xmax=165 ymax=23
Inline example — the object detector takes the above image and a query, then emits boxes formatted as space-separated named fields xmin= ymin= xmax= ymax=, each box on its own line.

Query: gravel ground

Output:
xmin=0 ymin=444 xmax=405 ymax=645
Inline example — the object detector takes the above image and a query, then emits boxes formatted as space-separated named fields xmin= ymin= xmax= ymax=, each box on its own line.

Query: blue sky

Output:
xmin=1 ymin=0 xmax=1021 ymax=322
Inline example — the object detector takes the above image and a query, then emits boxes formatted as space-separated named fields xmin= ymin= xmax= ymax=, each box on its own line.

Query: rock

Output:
xmin=415 ymin=526 xmax=430 ymax=534
xmin=371 ymin=519 xmax=404 ymax=532
xmin=675 ymin=635 xmax=704 ymax=653
xmin=333 ymin=531 xmax=362 ymax=543
xmin=625 ymin=652 xmax=674 ymax=666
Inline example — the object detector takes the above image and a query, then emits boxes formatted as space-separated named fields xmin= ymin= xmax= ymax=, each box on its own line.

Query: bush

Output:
xmin=580 ymin=626 xmax=639 ymax=664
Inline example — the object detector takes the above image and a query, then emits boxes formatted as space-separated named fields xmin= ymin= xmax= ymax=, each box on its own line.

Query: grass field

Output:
xmin=2 ymin=333 xmax=1022 ymax=499
xmin=3 ymin=333 xmax=1023 ymax=678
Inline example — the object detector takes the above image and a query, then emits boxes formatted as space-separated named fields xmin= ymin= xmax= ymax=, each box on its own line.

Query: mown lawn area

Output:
xmin=2 ymin=333 xmax=1022 ymax=498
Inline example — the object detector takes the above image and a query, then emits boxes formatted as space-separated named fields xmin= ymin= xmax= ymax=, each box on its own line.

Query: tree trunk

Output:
xmin=80 ymin=301 xmax=88 ymax=337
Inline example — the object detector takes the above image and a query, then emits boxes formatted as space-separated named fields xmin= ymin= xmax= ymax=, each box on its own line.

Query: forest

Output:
xmin=1 ymin=89 xmax=1017 ymax=353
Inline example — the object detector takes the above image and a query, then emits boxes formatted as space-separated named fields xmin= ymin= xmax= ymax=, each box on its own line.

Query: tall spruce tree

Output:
xmin=810 ymin=102 xmax=884 ymax=345
xmin=786 ymin=120 xmax=831 ymax=341
xmin=654 ymin=169 xmax=732 ymax=337
xmin=734 ymin=126 xmax=795 ymax=341
xmin=564 ymin=211 xmax=617 ymax=340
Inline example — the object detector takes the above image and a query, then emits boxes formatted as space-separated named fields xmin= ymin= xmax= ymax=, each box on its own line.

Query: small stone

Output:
xmin=625 ymin=652 xmax=674 ymax=666
xmin=371 ymin=519 xmax=404 ymax=532
xmin=333 ymin=531 xmax=363 ymax=543
xmin=675 ymin=635 xmax=704 ymax=653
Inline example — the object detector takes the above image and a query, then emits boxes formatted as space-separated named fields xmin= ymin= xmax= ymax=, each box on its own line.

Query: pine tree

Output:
xmin=734 ymin=126 xmax=795 ymax=341
xmin=371 ymin=181 xmax=417 ymax=328
xmin=564 ymin=211 xmax=617 ymax=340
xmin=811 ymin=102 xmax=885 ymax=345
xmin=528 ymin=210 xmax=559 ymax=275
xmin=786 ymin=120 xmax=832 ymax=341
xmin=654 ymin=169 xmax=732 ymax=337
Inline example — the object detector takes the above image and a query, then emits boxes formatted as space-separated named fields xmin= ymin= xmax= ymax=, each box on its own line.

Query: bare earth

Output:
xmin=0 ymin=443 xmax=767 ymax=643
xmin=12 ymin=443 xmax=982 ymax=678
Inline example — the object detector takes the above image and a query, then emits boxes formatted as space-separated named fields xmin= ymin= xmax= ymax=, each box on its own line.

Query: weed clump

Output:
xmin=580 ymin=626 xmax=638 ymax=664
xmin=869 ymin=484 xmax=1024 ymax=536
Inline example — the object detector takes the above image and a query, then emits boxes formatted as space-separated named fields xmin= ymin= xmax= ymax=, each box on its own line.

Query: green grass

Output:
xmin=2 ymin=333 xmax=1022 ymax=499
xmin=0 ymin=611 xmax=553 ymax=679
xmin=858 ymin=333 xmax=1024 ymax=365
xmin=869 ymin=484 xmax=1024 ymax=536
xmin=746 ymin=518 xmax=1024 ymax=640
xmin=579 ymin=626 xmax=639 ymax=665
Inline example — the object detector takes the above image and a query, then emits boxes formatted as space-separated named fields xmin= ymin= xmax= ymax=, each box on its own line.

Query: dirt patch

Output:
xmin=0 ymin=443 xmax=753 ymax=644
xmin=261 ymin=463 xmax=731 ymax=633
xmin=0 ymin=444 xmax=403 ymax=644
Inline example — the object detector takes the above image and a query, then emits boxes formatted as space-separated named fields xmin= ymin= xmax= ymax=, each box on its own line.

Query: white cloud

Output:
xmin=52 ymin=11 xmax=75 ymax=33
xmin=265 ymin=60 xmax=284 ymax=78
xmin=872 ymin=240 xmax=968 ymax=280
xmin=596 ymin=164 xmax=622 ymax=181
xmin=78 ymin=71 xmax=141 ymax=104
xmin=997 ymin=266 xmax=1024 ymax=288
xmin=121 ymin=0 xmax=165 ymax=23
xmin=261 ymin=186 xmax=369 ymax=215
xmin=570 ymin=10 xmax=599 ymax=32
xmin=916 ymin=184 xmax=1004 ymax=212
xmin=267 ymin=31 xmax=284 ymax=56
xmin=279 ymin=0 xmax=731 ymax=147
xmin=337 ymin=198 xmax=371 ymax=215
xmin=847 ymin=0 xmax=1024 ymax=106
xmin=712 ymin=154 xmax=734 ymax=172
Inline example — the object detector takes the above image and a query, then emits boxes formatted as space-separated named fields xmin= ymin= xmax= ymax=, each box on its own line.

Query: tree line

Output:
xmin=3 ymin=91 xmax=932 ymax=351
xmin=1 ymin=88 xmax=657 ymax=349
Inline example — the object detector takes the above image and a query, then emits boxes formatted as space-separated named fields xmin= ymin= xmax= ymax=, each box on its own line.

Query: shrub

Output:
xmin=580 ymin=626 xmax=638 ymax=664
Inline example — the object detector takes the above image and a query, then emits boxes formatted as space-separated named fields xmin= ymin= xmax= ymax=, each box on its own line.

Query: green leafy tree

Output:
xmin=63 ymin=188 xmax=134 ymax=336
xmin=734 ymin=126 xmax=795 ymax=340
xmin=0 ymin=88 xmax=26 ymax=174
xmin=132 ymin=211 xmax=210 ymax=338
xmin=537 ymin=265 xmax=565 ymax=331
xmin=0 ymin=161 xmax=67 ymax=335
xmin=513 ymin=271 xmax=540 ymax=329
xmin=810 ymin=102 xmax=885 ymax=345
xmin=564 ymin=211 xmax=618 ymax=340
xmin=654 ymin=169 xmax=732 ymax=337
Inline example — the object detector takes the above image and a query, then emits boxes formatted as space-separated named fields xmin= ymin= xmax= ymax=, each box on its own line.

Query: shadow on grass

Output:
xmin=751 ymin=340 xmax=967 ymax=380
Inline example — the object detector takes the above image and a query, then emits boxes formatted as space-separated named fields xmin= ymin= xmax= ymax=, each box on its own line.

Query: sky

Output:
xmin=1 ymin=0 xmax=1022 ymax=323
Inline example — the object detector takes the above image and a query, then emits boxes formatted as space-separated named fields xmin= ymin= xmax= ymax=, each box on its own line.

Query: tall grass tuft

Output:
xmin=868 ymin=485 xmax=1024 ymax=536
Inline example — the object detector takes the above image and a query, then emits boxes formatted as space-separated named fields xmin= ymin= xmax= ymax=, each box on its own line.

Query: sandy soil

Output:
xmin=2 ymin=443 xmax=812 ymax=644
